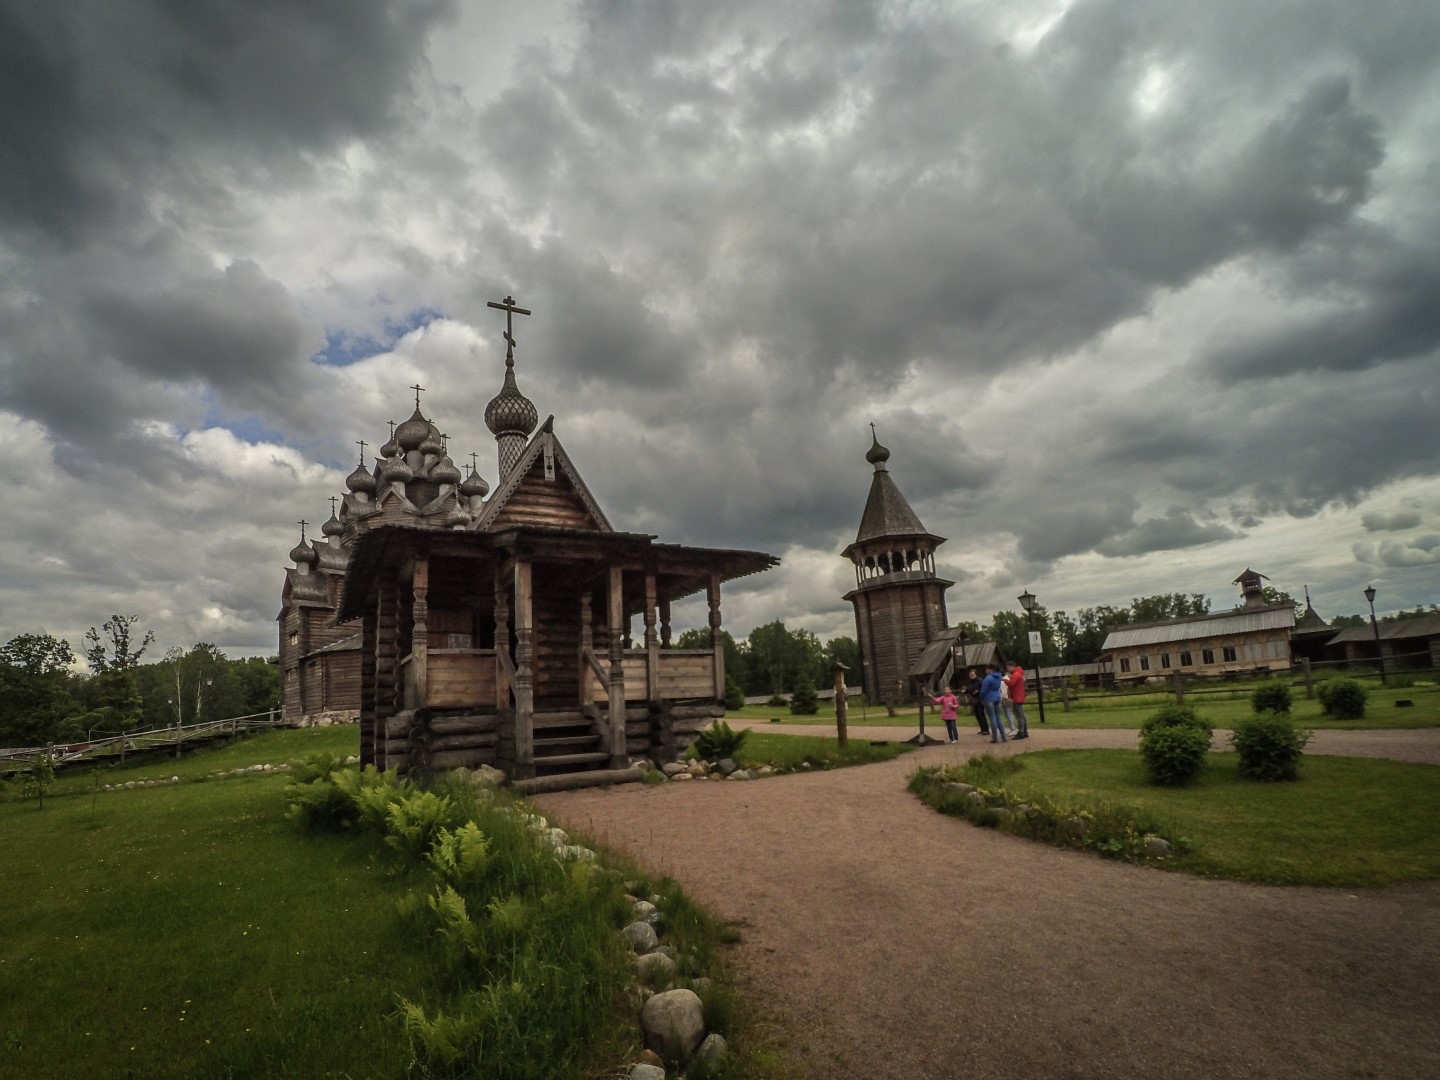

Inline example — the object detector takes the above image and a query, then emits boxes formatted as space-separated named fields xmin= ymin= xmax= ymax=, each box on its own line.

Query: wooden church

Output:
xmin=281 ymin=297 xmax=776 ymax=791
xmin=841 ymin=430 xmax=953 ymax=704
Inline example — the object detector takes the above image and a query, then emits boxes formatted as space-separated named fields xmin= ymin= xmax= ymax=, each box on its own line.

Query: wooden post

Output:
xmin=833 ymin=660 xmax=848 ymax=749
xmin=707 ymin=574 xmax=725 ymax=699
xmin=1061 ymin=681 xmax=1071 ymax=713
xmin=659 ymin=595 xmax=672 ymax=649
xmin=607 ymin=566 xmax=627 ymax=767
xmin=513 ymin=560 xmax=534 ymax=776
xmin=494 ymin=566 xmax=512 ymax=707
xmin=1303 ymin=656 xmax=1313 ymax=699
xmin=412 ymin=558 xmax=429 ymax=710
xmin=1172 ymin=669 xmax=1184 ymax=704
xmin=644 ymin=571 xmax=659 ymax=704
xmin=579 ymin=590 xmax=594 ymax=709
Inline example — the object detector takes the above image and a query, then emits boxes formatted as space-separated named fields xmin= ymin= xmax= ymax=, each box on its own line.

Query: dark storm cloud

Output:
xmin=1362 ymin=509 xmax=1423 ymax=532
xmin=0 ymin=0 xmax=456 ymax=243
xmin=1096 ymin=507 xmax=1242 ymax=558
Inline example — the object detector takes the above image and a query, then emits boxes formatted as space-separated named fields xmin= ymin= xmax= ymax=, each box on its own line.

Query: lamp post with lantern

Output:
xmin=1017 ymin=589 xmax=1047 ymax=724
xmin=1364 ymin=585 xmax=1386 ymax=685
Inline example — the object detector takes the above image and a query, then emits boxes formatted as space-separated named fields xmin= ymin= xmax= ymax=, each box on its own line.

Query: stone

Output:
xmin=966 ymin=791 xmax=986 ymax=808
xmin=695 ymin=1033 xmax=729 ymax=1066
xmin=633 ymin=900 xmax=660 ymax=924
xmin=672 ymin=772 xmax=693 ymax=781
xmin=994 ymin=808 xmax=1013 ymax=824
xmin=632 ymin=950 xmax=677 ymax=987
xmin=557 ymin=845 xmax=596 ymax=861
xmin=1144 ymin=836 xmax=1172 ymax=858
xmin=944 ymin=781 xmax=975 ymax=796
xmin=630 ymin=1064 xmax=666 ymax=1080
xmin=469 ymin=764 xmax=507 ymax=787
xmin=623 ymin=921 xmax=659 ymax=954
xmin=757 ymin=764 xmax=774 ymax=776
xmin=661 ymin=762 xmax=688 ymax=777
xmin=717 ymin=757 xmax=738 ymax=776
xmin=640 ymin=988 xmax=706 ymax=1063
xmin=1065 ymin=815 xmax=1088 ymax=839
xmin=637 ymin=1049 xmax=665 ymax=1069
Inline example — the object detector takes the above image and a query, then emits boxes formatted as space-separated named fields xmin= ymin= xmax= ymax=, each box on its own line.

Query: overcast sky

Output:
xmin=2 ymin=0 xmax=1438 ymax=661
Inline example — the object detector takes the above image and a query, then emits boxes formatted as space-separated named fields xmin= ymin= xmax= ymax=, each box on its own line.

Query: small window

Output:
xmin=1201 ymin=648 xmax=1215 ymax=664
xmin=1119 ymin=657 xmax=1132 ymax=673
xmin=1160 ymin=653 xmax=1172 ymax=669
xmin=286 ymin=668 xmax=296 ymax=683
xmin=1222 ymin=645 xmax=1238 ymax=662
xmin=288 ymin=631 xmax=299 ymax=646
xmin=1139 ymin=655 xmax=1151 ymax=671
xmin=1179 ymin=651 xmax=1193 ymax=667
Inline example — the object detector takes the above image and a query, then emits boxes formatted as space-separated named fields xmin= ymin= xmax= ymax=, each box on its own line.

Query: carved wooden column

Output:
xmin=708 ymin=573 xmax=725 ymax=699
xmin=375 ymin=577 xmax=401 ymax=770
xmin=513 ymin=560 xmax=535 ymax=778
xmin=659 ymin=595 xmax=672 ymax=649
xmin=579 ymin=590 xmax=594 ymax=709
xmin=644 ymin=571 xmax=659 ymax=705
xmin=411 ymin=558 xmax=429 ymax=710
xmin=494 ymin=565 xmax=512 ymax=708
xmin=607 ymin=565 xmax=628 ymax=767
xmin=359 ymin=609 xmax=377 ymax=767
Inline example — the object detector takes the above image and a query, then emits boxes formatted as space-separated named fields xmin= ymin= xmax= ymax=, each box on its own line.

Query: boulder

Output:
xmin=695 ymin=1033 xmax=729 ymax=1067
xmin=716 ymin=757 xmax=738 ymax=776
xmin=632 ymin=950 xmax=677 ymax=987
xmin=1144 ymin=836 xmax=1173 ymax=858
xmin=661 ymin=762 xmax=688 ymax=777
xmin=633 ymin=900 xmax=660 ymax=924
xmin=623 ymin=921 xmax=659 ymax=954
xmin=630 ymin=1064 xmax=666 ymax=1080
xmin=640 ymin=988 xmax=706 ymax=1063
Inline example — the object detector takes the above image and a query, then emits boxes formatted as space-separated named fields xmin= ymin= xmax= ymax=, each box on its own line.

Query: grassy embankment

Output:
xmin=730 ymin=676 xmax=1440 ymax=730
xmin=0 ymin=727 xmax=768 ymax=1080
xmin=912 ymin=748 xmax=1440 ymax=887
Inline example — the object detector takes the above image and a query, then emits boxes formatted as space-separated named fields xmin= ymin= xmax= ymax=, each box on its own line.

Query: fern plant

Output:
xmin=694 ymin=720 xmax=747 ymax=761
xmin=385 ymin=790 xmax=459 ymax=858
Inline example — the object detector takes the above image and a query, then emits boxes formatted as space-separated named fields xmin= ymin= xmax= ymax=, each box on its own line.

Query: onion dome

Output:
xmin=395 ymin=406 xmax=432 ymax=452
xmin=346 ymin=463 xmax=377 ymax=495
xmin=865 ymin=428 xmax=891 ymax=468
xmin=459 ymin=466 xmax=490 ymax=500
xmin=430 ymin=454 xmax=462 ymax=486
xmin=379 ymin=423 xmax=400 ymax=459
xmin=484 ymin=363 xmax=539 ymax=438
xmin=444 ymin=504 xmax=472 ymax=529
xmin=290 ymin=538 xmax=318 ymax=566
xmin=378 ymin=452 xmax=413 ymax=485
xmin=321 ymin=513 xmax=344 ymax=538
xmin=419 ymin=425 xmax=445 ymax=458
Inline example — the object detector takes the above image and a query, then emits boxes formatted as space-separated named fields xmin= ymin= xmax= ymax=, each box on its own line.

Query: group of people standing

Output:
xmin=930 ymin=661 xmax=1030 ymax=744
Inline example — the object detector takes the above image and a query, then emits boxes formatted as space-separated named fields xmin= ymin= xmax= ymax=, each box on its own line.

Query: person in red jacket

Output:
xmin=1004 ymin=660 xmax=1029 ymax=739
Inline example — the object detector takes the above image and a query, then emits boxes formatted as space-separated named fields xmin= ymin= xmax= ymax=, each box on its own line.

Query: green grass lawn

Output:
xmin=730 ymin=678 xmax=1440 ymax=730
xmin=732 ymin=732 xmax=912 ymax=770
xmin=934 ymin=748 xmax=1440 ymax=887
xmin=1 ymin=761 xmax=430 ymax=1079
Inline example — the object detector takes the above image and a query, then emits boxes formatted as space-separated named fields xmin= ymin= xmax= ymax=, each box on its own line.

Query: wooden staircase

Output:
xmin=512 ymin=707 xmax=644 ymax=794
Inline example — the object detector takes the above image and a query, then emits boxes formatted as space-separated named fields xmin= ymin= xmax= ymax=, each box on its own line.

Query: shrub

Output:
xmin=723 ymin=676 xmax=746 ymax=711
xmin=1317 ymin=678 xmax=1367 ymax=720
xmin=1231 ymin=712 xmax=1312 ymax=782
xmin=789 ymin=678 xmax=819 ymax=715
xmin=1140 ymin=704 xmax=1211 ymax=737
xmin=694 ymin=720 xmax=747 ymax=761
xmin=1251 ymin=682 xmax=1292 ymax=715
xmin=1138 ymin=723 xmax=1211 ymax=786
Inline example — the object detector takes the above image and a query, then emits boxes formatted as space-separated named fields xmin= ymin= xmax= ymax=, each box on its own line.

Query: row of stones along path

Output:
xmin=536 ymin=726 xmax=1440 ymax=1079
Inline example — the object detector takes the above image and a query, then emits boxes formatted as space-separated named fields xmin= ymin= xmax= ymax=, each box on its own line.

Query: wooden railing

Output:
xmin=586 ymin=648 xmax=716 ymax=703
xmin=0 ymin=710 xmax=288 ymax=768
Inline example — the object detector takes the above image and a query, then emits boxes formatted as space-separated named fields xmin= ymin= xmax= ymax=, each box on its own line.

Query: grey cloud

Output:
xmin=1362 ymin=509 xmax=1423 ymax=531
xmin=1096 ymin=507 xmax=1242 ymax=558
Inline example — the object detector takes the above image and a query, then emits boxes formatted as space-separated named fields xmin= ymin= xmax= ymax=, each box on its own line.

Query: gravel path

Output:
xmin=536 ymin=730 xmax=1440 ymax=1079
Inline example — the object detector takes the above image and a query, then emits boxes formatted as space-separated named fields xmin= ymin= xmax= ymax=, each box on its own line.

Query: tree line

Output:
xmin=0 ymin=615 xmax=279 ymax=749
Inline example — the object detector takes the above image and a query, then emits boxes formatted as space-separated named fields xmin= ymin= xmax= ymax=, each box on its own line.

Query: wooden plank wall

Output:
xmin=426 ymin=650 xmax=498 ymax=709
xmin=492 ymin=459 xmax=595 ymax=530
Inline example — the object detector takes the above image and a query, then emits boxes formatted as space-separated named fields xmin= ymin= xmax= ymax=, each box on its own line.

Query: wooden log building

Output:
xmin=281 ymin=296 xmax=776 ymax=791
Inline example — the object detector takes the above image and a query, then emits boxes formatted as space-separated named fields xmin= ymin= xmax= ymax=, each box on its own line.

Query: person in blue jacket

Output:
xmin=979 ymin=663 xmax=1008 ymax=744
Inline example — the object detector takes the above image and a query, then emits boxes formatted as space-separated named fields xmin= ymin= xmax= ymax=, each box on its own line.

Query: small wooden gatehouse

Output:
xmin=331 ymin=298 xmax=777 ymax=792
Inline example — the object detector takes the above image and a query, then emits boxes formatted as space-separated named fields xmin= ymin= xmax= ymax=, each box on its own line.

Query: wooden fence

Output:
xmin=0 ymin=710 xmax=291 ymax=771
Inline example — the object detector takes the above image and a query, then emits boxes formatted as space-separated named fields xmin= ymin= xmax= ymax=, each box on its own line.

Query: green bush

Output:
xmin=1231 ymin=712 xmax=1312 ymax=782
xmin=1317 ymin=678 xmax=1367 ymax=720
xmin=1140 ymin=703 xmax=1212 ymax=737
xmin=789 ymin=678 xmax=819 ymax=715
xmin=694 ymin=720 xmax=747 ymax=761
xmin=1251 ymin=682 xmax=1292 ymax=715
xmin=723 ymin=676 xmax=746 ymax=711
xmin=1138 ymin=722 xmax=1211 ymax=787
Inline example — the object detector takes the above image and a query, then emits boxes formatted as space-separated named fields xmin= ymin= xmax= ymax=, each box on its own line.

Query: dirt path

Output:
xmin=536 ymin=731 xmax=1440 ymax=1079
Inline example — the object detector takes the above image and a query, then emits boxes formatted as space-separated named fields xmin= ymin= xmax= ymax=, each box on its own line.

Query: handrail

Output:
xmin=0 ymin=709 xmax=288 ymax=765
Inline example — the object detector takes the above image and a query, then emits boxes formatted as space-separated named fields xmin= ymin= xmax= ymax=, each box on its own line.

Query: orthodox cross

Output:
xmin=440 ymin=432 xmax=449 ymax=452
xmin=410 ymin=383 xmax=426 ymax=409
xmin=329 ymin=496 xmax=338 ymax=516
xmin=387 ymin=420 xmax=396 ymax=439
xmin=297 ymin=519 xmax=308 ymax=541
xmin=469 ymin=451 xmax=479 ymax=474
xmin=486 ymin=294 xmax=531 ymax=364
xmin=869 ymin=421 xmax=877 ymax=440
xmin=355 ymin=439 xmax=367 ymax=466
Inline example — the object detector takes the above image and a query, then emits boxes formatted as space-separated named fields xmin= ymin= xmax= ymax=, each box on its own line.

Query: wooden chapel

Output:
xmin=333 ymin=297 xmax=777 ymax=792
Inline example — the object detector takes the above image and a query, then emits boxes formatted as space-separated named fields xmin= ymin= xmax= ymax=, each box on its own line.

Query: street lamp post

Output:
xmin=1017 ymin=589 xmax=1047 ymax=724
xmin=1364 ymin=585 xmax=1386 ymax=685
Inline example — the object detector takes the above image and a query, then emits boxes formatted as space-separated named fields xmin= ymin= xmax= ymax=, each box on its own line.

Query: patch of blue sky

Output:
xmin=313 ymin=306 xmax=444 ymax=367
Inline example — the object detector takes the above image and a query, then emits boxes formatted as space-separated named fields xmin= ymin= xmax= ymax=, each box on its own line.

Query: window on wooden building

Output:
xmin=1201 ymin=648 xmax=1215 ymax=664
xmin=1139 ymin=655 xmax=1151 ymax=671
xmin=1222 ymin=645 xmax=1238 ymax=662
xmin=1160 ymin=653 xmax=1171 ymax=669
xmin=1119 ymin=657 xmax=1131 ymax=673
xmin=1179 ymin=650 xmax=1193 ymax=666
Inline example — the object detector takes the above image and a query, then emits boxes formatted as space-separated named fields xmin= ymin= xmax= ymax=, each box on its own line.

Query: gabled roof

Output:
xmin=1326 ymin=613 xmax=1440 ymax=643
xmin=1292 ymin=604 xmax=1331 ymax=635
xmin=471 ymin=417 xmax=613 ymax=534
xmin=1101 ymin=603 xmax=1295 ymax=650
xmin=853 ymin=468 xmax=929 ymax=545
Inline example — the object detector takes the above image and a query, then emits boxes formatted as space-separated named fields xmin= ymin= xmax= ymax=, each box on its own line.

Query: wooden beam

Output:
xmin=607 ymin=565 xmax=627 ymax=767
xmin=412 ymin=558 xmax=429 ymax=710
xmin=708 ymin=573 xmax=724 ymax=700
xmin=645 ymin=571 xmax=659 ymax=705
xmin=514 ymin=559 xmax=534 ymax=773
